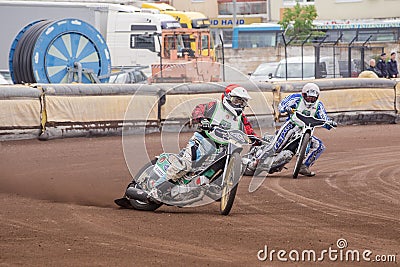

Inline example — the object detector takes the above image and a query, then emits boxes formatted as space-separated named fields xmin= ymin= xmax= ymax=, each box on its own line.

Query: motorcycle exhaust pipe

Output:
xmin=126 ymin=187 xmax=207 ymax=206
xmin=166 ymin=190 xmax=206 ymax=206
xmin=126 ymin=187 xmax=150 ymax=203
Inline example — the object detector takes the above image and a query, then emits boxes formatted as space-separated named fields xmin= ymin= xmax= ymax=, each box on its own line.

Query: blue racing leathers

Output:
xmin=274 ymin=93 xmax=333 ymax=167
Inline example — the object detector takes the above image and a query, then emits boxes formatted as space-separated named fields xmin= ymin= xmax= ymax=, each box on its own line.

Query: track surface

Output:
xmin=1 ymin=125 xmax=399 ymax=266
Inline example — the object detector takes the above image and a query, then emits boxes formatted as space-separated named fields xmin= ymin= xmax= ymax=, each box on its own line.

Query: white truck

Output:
xmin=0 ymin=1 xmax=179 ymax=76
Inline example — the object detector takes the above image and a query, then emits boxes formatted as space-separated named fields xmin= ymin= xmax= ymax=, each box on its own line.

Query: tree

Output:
xmin=279 ymin=2 xmax=318 ymax=38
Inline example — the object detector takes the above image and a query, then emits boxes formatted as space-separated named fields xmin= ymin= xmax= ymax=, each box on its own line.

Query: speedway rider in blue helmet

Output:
xmin=274 ymin=82 xmax=337 ymax=176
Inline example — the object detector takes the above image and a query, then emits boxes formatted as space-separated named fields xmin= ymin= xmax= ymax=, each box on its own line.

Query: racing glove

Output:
xmin=248 ymin=135 xmax=262 ymax=146
xmin=199 ymin=118 xmax=211 ymax=130
xmin=330 ymin=120 xmax=338 ymax=127
xmin=285 ymin=107 xmax=295 ymax=115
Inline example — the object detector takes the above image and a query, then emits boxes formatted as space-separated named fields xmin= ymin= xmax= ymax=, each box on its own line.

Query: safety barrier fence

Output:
xmin=0 ymin=85 xmax=43 ymax=140
xmin=277 ymin=78 xmax=398 ymax=125
xmin=0 ymin=78 xmax=398 ymax=140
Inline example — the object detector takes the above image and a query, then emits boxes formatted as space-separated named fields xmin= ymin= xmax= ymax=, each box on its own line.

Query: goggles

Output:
xmin=230 ymin=96 xmax=248 ymax=107
xmin=304 ymin=95 xmax=318 ymax=103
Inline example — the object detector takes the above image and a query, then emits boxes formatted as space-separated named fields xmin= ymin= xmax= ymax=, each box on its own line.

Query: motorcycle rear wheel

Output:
xmin=292 ymin=132 xmax=310 ymax=179
xmin=220 ymin=152 xmax=241 ymax=215
xmin=242 ymin=151 xmax=255 ymax=176
xmin=243 ymin=166 xmax=255 ymax=176
xmin=129 ymin=160 xmax=163 ymax=211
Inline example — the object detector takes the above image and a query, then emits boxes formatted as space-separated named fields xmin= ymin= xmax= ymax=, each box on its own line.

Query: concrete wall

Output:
xmin=271 ymin=0 xmax=400 ymax=21
xmin=219 ymin=47 xmax=283 ymax=76
xmin=315 ymin=0 xmax=400 ymax=21
xmin=170 ymin=0 xmax=218 ymax=18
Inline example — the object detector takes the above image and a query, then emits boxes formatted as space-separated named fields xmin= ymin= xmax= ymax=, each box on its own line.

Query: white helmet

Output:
xmin=222 ymin=86 xmax=251 ymax=116
xmin=301 ymin=83 xmax=320 ymax=108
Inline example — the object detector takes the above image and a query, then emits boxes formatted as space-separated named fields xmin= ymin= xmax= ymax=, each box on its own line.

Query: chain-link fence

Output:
xmin=277 ymin=32 xmax=386 ymax=80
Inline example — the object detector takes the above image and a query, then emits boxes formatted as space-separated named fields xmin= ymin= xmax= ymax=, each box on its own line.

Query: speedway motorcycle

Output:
xmin=242 ymin=111 xmax=335 ymax=179
xmin=115 ymin=126 xmax=251 ymax=215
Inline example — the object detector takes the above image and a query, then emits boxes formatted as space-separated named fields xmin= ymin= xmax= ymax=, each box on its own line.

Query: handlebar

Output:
xmin=291 ymin=111 xmax=337 ymax=128
xmin=247 ymin=135 xmax=267 ymax=146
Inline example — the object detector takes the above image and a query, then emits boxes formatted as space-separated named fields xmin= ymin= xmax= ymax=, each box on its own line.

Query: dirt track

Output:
xmin=1 ymin=124 xmax=399 ymax=266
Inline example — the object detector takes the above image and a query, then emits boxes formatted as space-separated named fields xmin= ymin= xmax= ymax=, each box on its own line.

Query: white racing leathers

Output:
xmin=163 ymin=101 xmax=243 ymax=182
xmin=275 ymin=93 xmax=332 ymax=167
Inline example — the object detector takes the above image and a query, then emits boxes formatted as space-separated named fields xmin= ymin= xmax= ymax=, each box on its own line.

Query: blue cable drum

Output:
xmin=8 ymin=20 xmax=46 ymax=84
xmin=9 ymin=18 xmax=111 ymax=84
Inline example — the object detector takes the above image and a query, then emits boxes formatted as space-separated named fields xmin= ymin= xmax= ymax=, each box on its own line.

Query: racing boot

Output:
xmin=269 ymin=150 xmax=294 ymax=174
xmin=299 ymin=164 xmax=315 ymax=177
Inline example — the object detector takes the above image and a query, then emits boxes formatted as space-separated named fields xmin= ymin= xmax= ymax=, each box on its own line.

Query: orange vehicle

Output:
xmin=150 ymin=28 xmax=220 ymax=83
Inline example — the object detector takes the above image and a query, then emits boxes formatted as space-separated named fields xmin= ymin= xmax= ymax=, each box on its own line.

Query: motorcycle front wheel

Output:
xmin=220 ymin=152 xmax=241 ymax=215
xmin=292 ymin=132 xmax=310 ymax=179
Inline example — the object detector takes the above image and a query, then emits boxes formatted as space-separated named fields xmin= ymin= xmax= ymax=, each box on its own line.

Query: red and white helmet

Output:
xmin=301 ymin=83 xmax=320 ymax=108
xmin=222 ymin=84 xmax=251 ymax=115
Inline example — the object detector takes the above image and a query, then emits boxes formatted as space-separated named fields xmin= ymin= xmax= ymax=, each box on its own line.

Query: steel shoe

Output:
xmin=299 ymin=165 xmax=315 ymax=177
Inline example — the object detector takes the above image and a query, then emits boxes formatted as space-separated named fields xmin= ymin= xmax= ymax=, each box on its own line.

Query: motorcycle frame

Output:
xmin=253 ymin=111 xmax=329 ymax=171
xmin=163 ymin=128 xmax=248 ymax=198
xmin=290 ymin=111 xmax=328 ymax=156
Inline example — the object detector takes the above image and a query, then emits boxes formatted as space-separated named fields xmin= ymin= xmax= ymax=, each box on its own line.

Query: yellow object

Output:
xmin=45 ymin=95 xmax=158 ymax=122
xmin=161 ymin=94 xmax=221 ymax=120
xmin=151 ymin=28 xmax=218 ymax=83
xmin=280 ymin=88 xmax=394 ymax=114
xmin=141 ymin=2 xmax=176 ymax=11
xmin=0 ymin=98 xmax=41 ymax=127
xmin=209 ymin=17 xmax=262 ymax=29
xmin=163 ymin=11 xmax=213 ymax=58
xmin=322 ymin=88 xmax=394 ymax=112
xmin=141 ymin=2 xmax=213 ymax=58
xmin=396 ymin=82 xmax=400 ymax=114
xmin=358 ymin=71 xmax=379 ymax=78
xmin=246 ymin=92 xmax=275 ymax=116
xmin=164 ymin=11 xmax=210 ymax=29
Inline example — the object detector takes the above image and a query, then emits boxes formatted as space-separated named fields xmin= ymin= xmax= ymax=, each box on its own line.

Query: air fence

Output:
xmin=0 ymin=78 xmax=399 ymax=140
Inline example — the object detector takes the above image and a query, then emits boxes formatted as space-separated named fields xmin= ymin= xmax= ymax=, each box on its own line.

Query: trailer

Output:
xmin=0 ymin=1 xmax=182 ymax=83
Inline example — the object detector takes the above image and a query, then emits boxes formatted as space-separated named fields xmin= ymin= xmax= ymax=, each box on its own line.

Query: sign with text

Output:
xmin=210 ymin=17 xmax=262 ymax=28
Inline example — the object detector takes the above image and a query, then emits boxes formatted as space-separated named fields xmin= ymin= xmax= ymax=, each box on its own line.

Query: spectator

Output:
xmin=376 ymin=53 xmax=388 ymax=78
xmin=367 ymin=59 xmax=383 ymax=77
xmin=387 ymin=52 xmax=399 ymax=78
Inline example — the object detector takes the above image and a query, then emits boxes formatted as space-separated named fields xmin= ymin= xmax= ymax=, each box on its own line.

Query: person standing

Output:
xmin=376 ymin=53 xmax=388 ymax=78
xmin=366 ymin=59 xmax=383 ymax=77
xmin=387 ymin=52 xmax=399 ymax=78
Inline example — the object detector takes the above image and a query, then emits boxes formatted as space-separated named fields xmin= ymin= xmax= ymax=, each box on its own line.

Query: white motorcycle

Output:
xmin=115 ymin=126 xmax=251 ymax=215
xmin=243 ymin=111 xmax=336 ymax=178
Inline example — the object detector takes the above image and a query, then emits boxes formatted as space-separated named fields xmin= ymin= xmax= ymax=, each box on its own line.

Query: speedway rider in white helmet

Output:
xmin=273 ymin=82 xmax=337 ymax=176
xmin=151 ymin=84 xmax=257 ymax=197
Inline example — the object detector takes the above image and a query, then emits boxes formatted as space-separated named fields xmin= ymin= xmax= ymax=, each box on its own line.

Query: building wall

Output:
xmin=271 ymin=0 xmax=400 ymax=22
xmin=170 ymin=0 xmax=218 ymax=17
xmin=315 ymin=0 xmax=400 ymax=21
xmin=220 ymin=47 xmax=282 ymax=75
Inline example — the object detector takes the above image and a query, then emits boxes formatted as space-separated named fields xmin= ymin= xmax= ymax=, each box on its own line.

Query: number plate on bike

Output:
xmin=154 ymin=153 xmax=171 ymax=178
